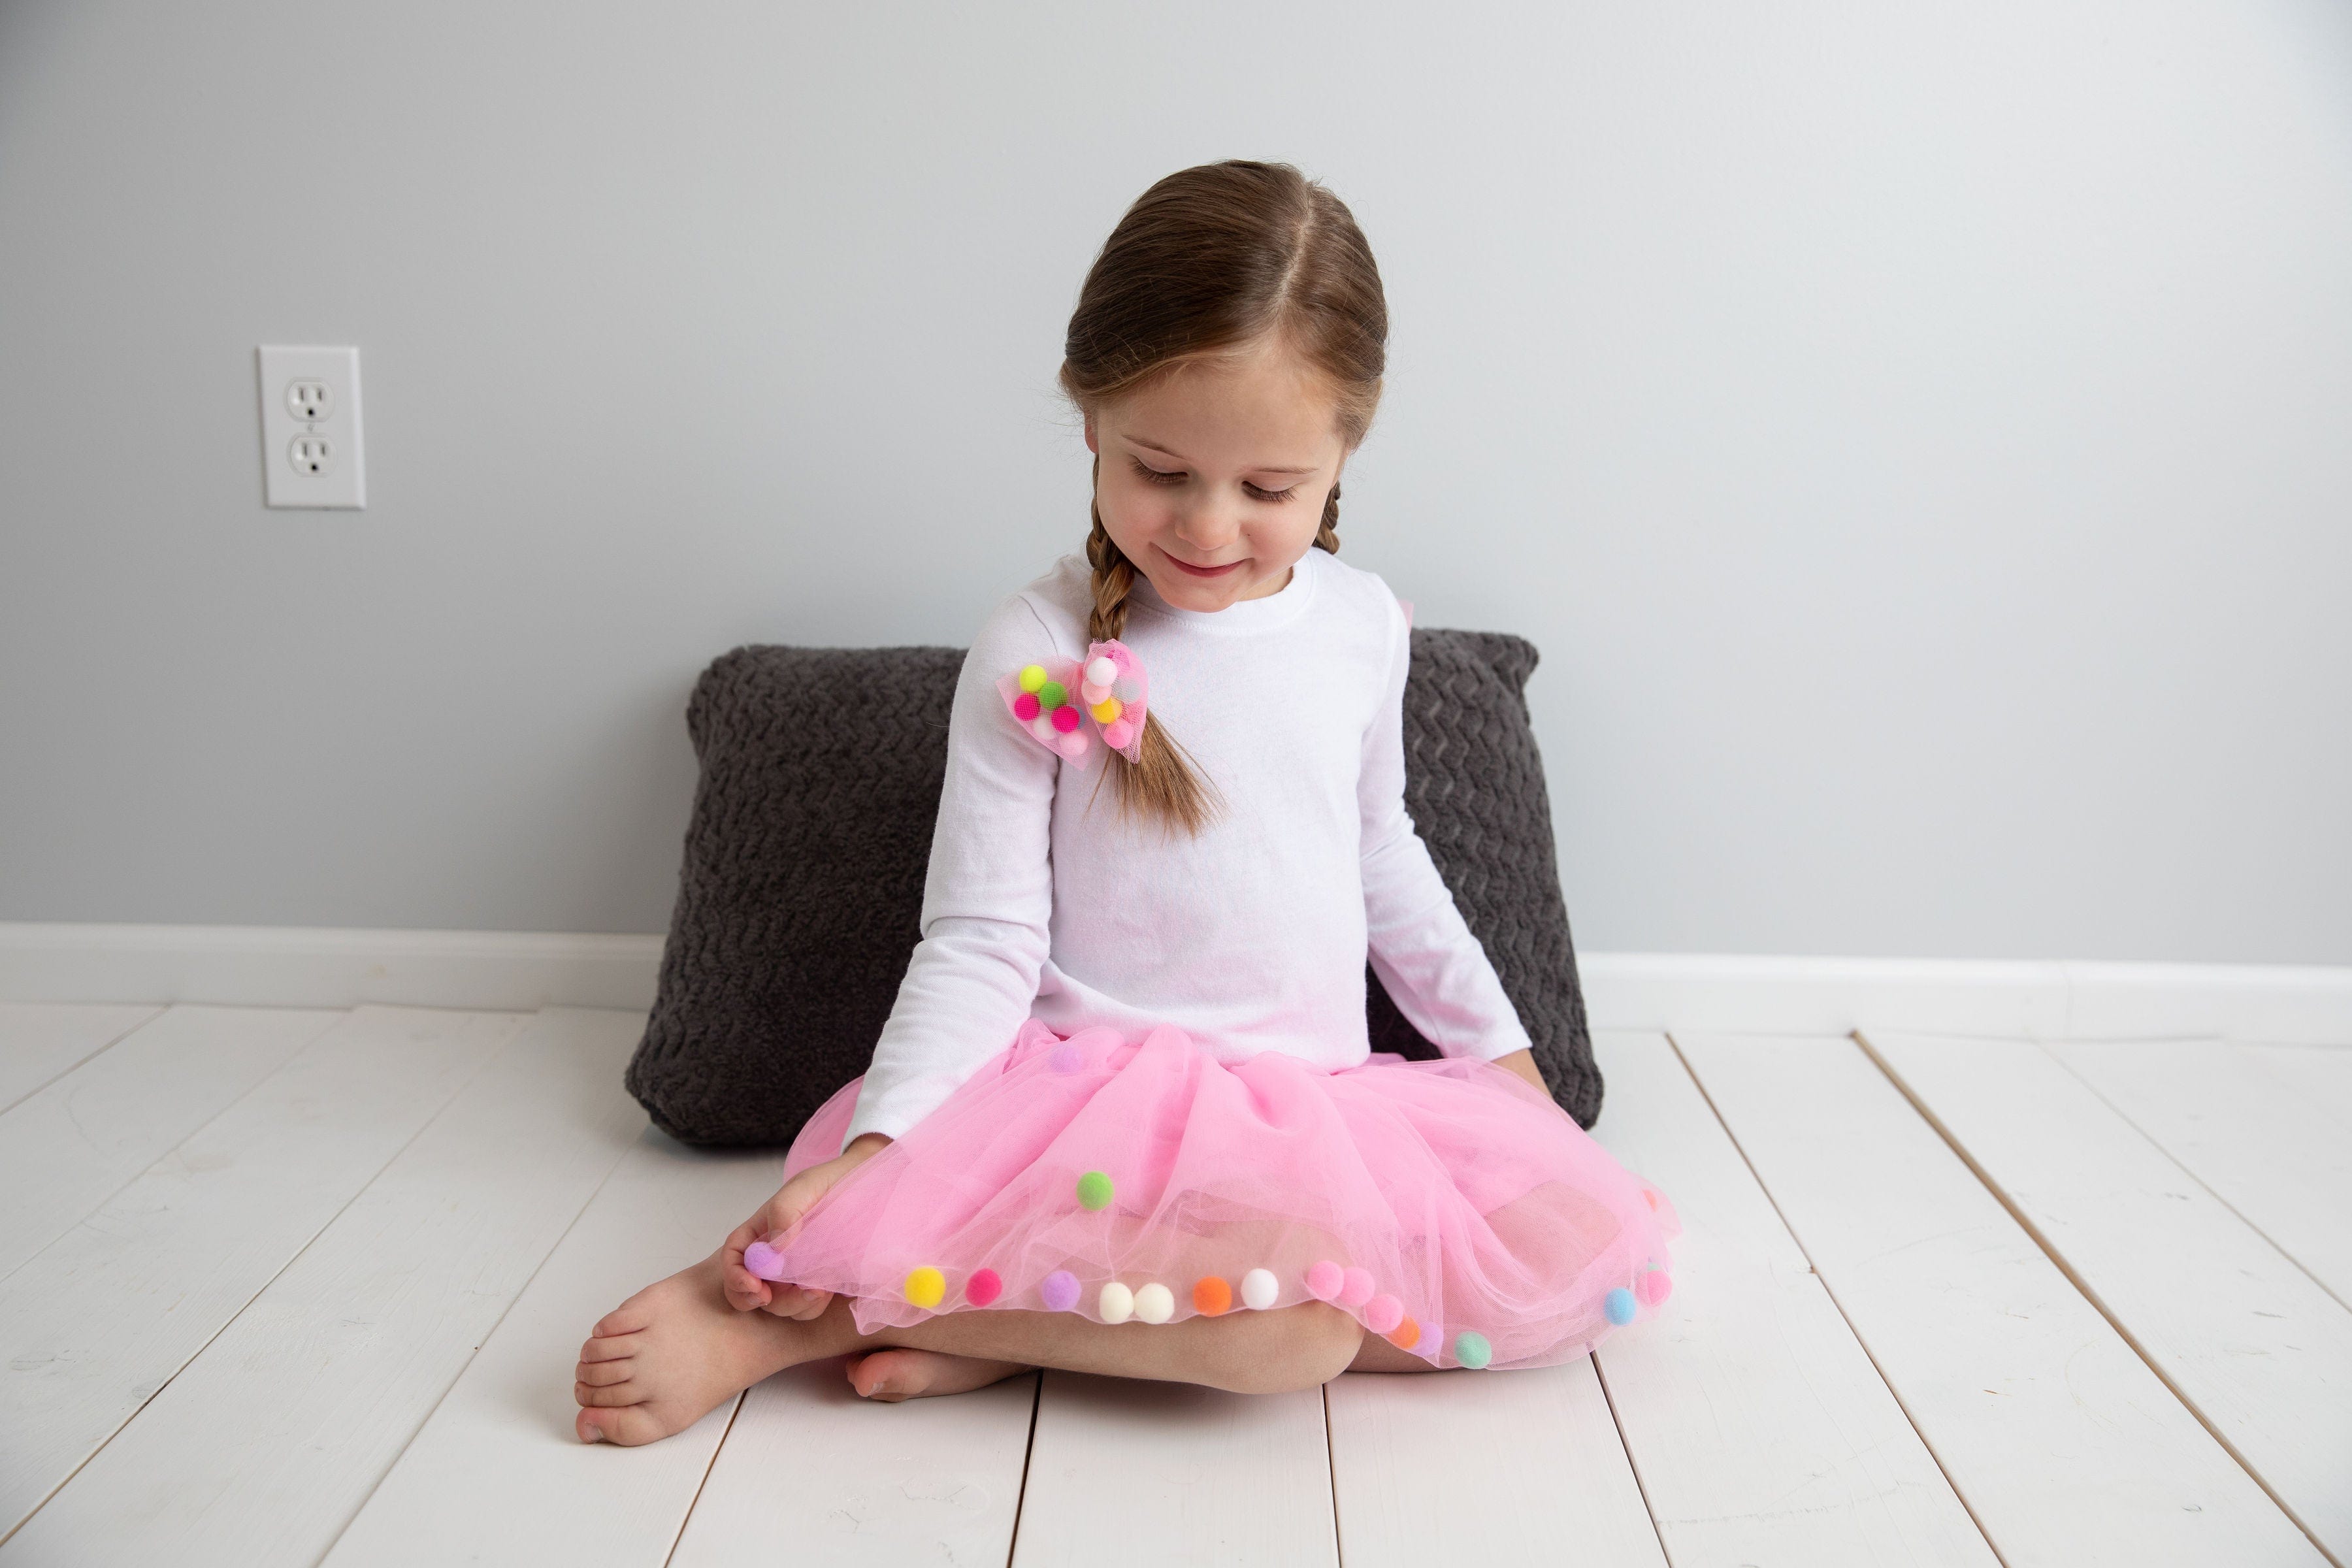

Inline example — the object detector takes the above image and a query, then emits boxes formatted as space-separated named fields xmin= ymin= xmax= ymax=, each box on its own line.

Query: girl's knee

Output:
xmin=1207 ymin=1302 xmax=1361 ymax=1394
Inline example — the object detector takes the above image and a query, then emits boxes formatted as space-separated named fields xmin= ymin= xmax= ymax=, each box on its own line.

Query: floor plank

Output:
xmin=670 ymin=1361 xmax=1037 ymax=1568
xmin=1864 ymin=1030 xmax=2352 ymax=1561
xmin=321 ymin=1126 xmax=788 ymax=1568
xmin=2048 ymin=1037 xmax=2352 ymax=1309
xmin=0 ymin=1005 xmax=519 ymax=1542
xmin=1585 ymin=1030 xmax=1999 ymax=1568
xmin=3 ymin=1008 xmax=646 ymax=1568
xmin=1011 ymin=1373 xmax=1337 ymax=1568
xmin=0 ymin=1004 xmax=342 ymax=1283
xmin=1678 ymin=1031 xmax=2325 ymax=1568
xmin=1325 ymin=1360 xmax=1667 ymax=1567
xmin=0 ymin=1004 xmax=159 ymax=1115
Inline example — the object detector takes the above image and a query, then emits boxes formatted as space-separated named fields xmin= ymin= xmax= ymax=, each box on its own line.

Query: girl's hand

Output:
xmin=721 ymin=1132 xmax=893 ymax=1318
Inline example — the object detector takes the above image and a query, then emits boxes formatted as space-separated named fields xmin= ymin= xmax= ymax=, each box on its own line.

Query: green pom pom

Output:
xmin=1454 ymin=1331 xmax=1492 ymax=1369
xmin=1075 ymin=1170 xmax=1113 ymax=1211
xmin=1037 ymin=681 xmax=1068 ymax=710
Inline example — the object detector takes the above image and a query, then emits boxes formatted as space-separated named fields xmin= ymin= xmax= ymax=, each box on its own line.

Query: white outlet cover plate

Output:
xmin=257 ymin=344 xmax=365 ymax=508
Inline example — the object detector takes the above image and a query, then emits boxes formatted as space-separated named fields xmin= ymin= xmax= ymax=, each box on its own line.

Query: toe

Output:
xmin=577 ymin=1380 xmax=641 ymax=1408
xmin=592 ymin=1304 xmax=649 ymax=1338
xmin=578 ymin=1402 xmax=672 ymax=1447
xmin=576 ymin=1358 xmax=631 ymax=1387
xmin=579 ymin=1334 xmax=638 ymax=1364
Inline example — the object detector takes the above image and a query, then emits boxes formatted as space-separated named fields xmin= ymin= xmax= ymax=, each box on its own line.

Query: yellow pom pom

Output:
xmin=1090 ymin=697 xmax=1122 ymax=723
xmin=904 ymin=1266 xmax=946 ymax=1309
xmin=1017 ymin=665 xmax=1048 ymax=694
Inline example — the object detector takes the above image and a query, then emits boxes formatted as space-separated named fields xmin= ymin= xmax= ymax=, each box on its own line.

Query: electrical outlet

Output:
xmin=257 ymin=346 xmax=364 ymax=508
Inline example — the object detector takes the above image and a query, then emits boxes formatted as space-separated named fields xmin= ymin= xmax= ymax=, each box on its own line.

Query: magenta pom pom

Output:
xmin=1013 ymin=692 xmax=1040 ymax=721
xmin=1637 ymin=1268 xmax=1674 ymax=1307
xmin=1304 ymin=1260 xmax=1344 ymax=1301
xmin=1338 ymin=1267 xmax=1375 ymax=1309
xmin=1364 ymin=1294 xmax=1404 ymax=1333
xmin=966 ymin=1268 xmax=1003 ymax=1307
xmin=743 ymin=1240 xmax=783 ymax=1281
xmin=1041 ymin=1269 xmax=1081 ymax=1311
xmin=1051 ymin=705 xmax=1081 ymax=734
xmin=1050 ymin=1041 xmax=1084 ymax=1074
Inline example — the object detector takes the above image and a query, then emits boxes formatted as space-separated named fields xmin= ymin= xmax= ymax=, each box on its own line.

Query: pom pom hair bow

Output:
xmin=996 ymin=641 xmax=1151 ymax=766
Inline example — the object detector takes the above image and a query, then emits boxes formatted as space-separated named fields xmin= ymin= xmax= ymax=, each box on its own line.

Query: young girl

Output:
xmin=573 ymin=159 xmax=1678 ymax=1444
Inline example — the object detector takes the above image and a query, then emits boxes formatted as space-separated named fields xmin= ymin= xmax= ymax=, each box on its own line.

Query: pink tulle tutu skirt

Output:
xmin=754 ymin=1019 xmax=1680 ymax=1371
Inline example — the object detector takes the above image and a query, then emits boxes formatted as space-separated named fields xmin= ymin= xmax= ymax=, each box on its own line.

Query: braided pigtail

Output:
xmin=1086 ymin=458 xmax=1221 ymax=834
xmin=1315 ymin=480 xmax=1342 ymax=555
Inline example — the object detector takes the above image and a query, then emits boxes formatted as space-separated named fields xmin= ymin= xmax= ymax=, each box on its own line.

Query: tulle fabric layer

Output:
xmin=763 ymin=1019 xmax=1680 ymax=1370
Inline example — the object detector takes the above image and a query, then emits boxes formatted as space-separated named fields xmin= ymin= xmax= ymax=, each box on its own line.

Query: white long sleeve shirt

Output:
xmin=841 ymin=545 xmax=1534 ymax=1145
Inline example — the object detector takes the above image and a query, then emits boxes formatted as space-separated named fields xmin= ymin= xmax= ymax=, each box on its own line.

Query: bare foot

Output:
xmin=574 ymin=1250 xmax=834 ymax=1445
xmin=845 ymin=1348 xmax=1031 ymax=1402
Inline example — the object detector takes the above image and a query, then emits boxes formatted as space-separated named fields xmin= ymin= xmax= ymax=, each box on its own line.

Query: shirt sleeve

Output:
xmin=1356 ymin=596 xmax=1535 ymax=1062
xmin=841 ymin=595 xmax=1066 ymax=1144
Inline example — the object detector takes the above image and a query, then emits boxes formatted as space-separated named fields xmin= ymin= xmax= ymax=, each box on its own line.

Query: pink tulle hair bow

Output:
xmin=996 ymin=640 xmax=1150 ymax=767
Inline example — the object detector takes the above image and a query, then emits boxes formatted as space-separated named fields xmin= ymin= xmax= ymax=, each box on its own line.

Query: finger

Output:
xmin=786 ymin=1288 xmax=834 ymax=1322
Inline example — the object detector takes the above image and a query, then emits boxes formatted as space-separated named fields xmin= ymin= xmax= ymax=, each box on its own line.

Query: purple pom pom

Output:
xmin=743 ymin=1240 xmax=783 ymax=1281
xmin=1041 ymin=1269 xmax=1081 ymax=1311
xmin=1050 ymin=1041 xmax=1084 ymax=1074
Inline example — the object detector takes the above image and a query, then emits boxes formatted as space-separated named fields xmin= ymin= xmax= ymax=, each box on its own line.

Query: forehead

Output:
xmin=1107 ymin=346 xmax=1343 ymax=461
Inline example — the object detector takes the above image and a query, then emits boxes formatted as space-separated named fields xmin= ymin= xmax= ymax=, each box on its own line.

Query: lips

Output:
xmin=1156 ymin=546 xmax=1246 ymax=579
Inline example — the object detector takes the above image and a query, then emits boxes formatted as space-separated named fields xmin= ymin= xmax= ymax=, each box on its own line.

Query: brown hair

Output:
xmin=1060 ymin=159 xmax=1390 ymax=833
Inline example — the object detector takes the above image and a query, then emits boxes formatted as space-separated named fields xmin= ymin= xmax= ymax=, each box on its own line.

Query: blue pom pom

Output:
xmin=1605 ymin=1286 xmax=1637 ymax=1325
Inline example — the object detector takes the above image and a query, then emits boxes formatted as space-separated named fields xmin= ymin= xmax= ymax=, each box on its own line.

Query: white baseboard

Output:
xmin=1 ymin=923 xmax=2346 ymax=1043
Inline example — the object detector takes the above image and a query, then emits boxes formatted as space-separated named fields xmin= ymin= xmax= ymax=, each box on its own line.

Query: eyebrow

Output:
xmin=1124 ymin=434 xmax=1320 ymax=476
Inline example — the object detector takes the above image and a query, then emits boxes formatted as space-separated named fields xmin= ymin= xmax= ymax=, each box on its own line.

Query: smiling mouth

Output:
xmin=1156 ymin=546 xmax=1247 ymax=579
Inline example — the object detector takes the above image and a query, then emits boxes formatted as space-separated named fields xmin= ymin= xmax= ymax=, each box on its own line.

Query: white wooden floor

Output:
xmin=0 ymin=998 xmax=2345 ymax=1567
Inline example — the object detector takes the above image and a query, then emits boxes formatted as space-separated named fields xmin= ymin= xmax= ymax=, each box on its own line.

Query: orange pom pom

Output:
xmin=1191 ymin=1276 xmax=1233 ymax=1316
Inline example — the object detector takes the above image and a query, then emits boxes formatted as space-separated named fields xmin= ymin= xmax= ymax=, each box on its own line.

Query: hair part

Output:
xmin=1061 ymin=159 xmax=1389 ymax=833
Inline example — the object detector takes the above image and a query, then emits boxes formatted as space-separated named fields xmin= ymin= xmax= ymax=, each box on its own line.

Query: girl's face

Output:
xmin=1084 ymin=340 xmax=1348 ymax=612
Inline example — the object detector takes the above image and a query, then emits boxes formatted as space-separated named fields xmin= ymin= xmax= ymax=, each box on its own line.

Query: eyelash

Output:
xmin=1130 ymin=457 xmax=1301 ymax=503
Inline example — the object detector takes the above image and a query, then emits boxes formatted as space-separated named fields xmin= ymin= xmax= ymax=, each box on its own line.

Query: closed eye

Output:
xmin=1130 ymin=456 xmax=1301 ymax=503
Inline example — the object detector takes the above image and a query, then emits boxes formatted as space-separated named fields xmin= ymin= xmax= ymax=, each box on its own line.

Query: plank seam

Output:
xmin=661 ymin=1391 xmax=749 ymax=1568
xmin=312 ymin=1111 xmax=644 ymax=1565
xmin=2038 ymin=1043 xmax=2352 ymax=1316
xmin=1661 ymin=1030 xmax=2013 ymax=1568
xmin=1001 ymin=1371 xmax=1043 ymax=1568
xmin=0 ymin=1005 xmax=162 ymax=1117
xmin=1850 ymin=1028 xmax=2344 ymax=1568
xmin=0 ymin=1013 xmax=512 ymax=1550
xmin=1320 ymin=1381 xmax=1346 ymax=1568
xmin=1586 ymin=1354 xmax=1675 ymax=1567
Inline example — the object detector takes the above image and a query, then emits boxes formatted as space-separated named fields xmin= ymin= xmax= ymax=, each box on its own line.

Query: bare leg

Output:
xmin=576 ymin=1249 xmax=1367 ymax=1445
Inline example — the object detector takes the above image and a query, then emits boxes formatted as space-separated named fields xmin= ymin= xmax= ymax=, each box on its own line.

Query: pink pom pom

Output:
xmin=1364 ymin=1294 xmax=1404 ymax=1333
xmin=1338 ymin=1267 xmax=1375 ymax=1309
xmin=742 ymin=1240 xmax=783 ymax=1281
xmin=966 ymin=1268 xmax=1003 ymax=1307
xmin=1102 ymin=720 xmax=1135 ymax=749
xmin=1304 ymin=1260 xmax=1343 ymax=1301
xmin=1051 ymin=705 xmax=1081 ymax=734
xmin=1056 ymin=731 xmax=1090 ymax=760
xmin=1081 ymin=682 xmax=1110 ymax=706
xmin=1013 ymin=692 xmax=1040 ymax=721
xmin=1637 ymin=1268 xmax=1674 ymax=1307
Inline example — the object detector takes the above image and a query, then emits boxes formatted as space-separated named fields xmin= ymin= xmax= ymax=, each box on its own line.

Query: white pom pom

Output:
xmin=1240 ymin=1267 xmax=1279 ymax=1311
xmin=1086 ymin=656 xmax=1119 ymax=689
xmin=1098 ymin=1281 xmax=1134 ymax=1324
xmin=1029 ymin=713 xmax=1058 ymax=742
xmin=1133 ymin=1282 xmax=1175 ymax=1324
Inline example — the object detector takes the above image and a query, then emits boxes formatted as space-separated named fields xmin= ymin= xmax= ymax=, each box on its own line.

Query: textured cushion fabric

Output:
xmin=625 ymin=629 xmax=1599 ymax=1149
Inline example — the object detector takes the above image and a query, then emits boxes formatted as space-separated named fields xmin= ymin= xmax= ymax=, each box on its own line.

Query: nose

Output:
xmin=1173 ymin=502 xmax=1241 ymax=555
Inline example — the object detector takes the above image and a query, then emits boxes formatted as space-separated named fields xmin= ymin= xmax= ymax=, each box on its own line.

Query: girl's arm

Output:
xmin=837 ymin=595 xmax=1066 ymax=1145
xmin=1356 ymin=596 xmax=1541 ymax=1070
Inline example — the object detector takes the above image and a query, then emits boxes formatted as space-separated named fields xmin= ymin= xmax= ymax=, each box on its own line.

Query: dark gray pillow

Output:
xmin=624 ymin=629 xmax=1599 ymax=1148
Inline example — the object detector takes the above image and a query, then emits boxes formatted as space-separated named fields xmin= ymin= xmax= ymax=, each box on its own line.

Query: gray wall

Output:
xmin=4 ymin=0 xmax=2349 ymax=962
